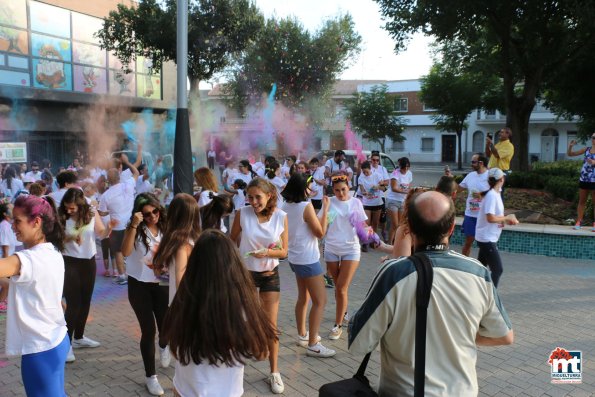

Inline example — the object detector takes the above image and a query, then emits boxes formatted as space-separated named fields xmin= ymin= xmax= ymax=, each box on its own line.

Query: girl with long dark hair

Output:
xmin=152 ymin=193 xmax=201 ymax=304
xmin=0 ymin=195 xmax=67 ymax=396
xmin=281 ymin=174 xmax=335 ymax=357
xmin=200 ymin=194 xmax=234 ymax=231
xmin=59 ymin=188 xmax=112 ymax=362
xmin=164 ymin=230 xmax=277 ymax=396
xmin=121 ymin=193 xmax=168 ymax=396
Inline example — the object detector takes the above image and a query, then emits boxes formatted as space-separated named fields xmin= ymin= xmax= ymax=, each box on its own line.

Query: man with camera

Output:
xmin=486 ymin=128 xmax=514 ymax=172
xmin=348 ymin=191 xmax=513 ymax=397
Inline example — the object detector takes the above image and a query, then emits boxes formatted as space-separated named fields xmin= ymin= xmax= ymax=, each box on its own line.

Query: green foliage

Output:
xmin=505 ymin=160 xmax=582 ymax=202
xmin=344 ymin=84 xmax=407 ymax=152
xmin=225 ymin=14 xmax=361 ymax=110
xmin=543 ymin=176 xmax=578 ymax=202
xmin=96 ymin=0 xmax=264 ymax=88
xmin=532 ymin=160 xmax=582 ymax=178
xmin=374 ymin=0 xmax=595 ymax=171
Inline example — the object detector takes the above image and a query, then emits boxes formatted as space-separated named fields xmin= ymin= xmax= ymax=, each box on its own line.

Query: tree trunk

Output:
xmin=507 ymin=102 xmax=534 ymax=172
xmin=456 ymin=130 xmax=463 ymax=170
xmin=380 ymin=138 xmax=386 ymax=153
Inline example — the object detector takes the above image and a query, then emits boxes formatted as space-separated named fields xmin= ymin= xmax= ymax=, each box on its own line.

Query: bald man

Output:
xmin=349 ymin=191 xmax=514 ymax=397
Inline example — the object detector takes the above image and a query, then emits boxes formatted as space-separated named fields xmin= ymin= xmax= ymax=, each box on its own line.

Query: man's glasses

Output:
xmin=591 ymin=135 xmax=595 ymax=139
xmin=142 ymin=208 xmax=159 ymax=218
xmin=371 ymin=158 xmax=380 ymax=162
xmin=471 ymin=160 xmax=479 ymax=164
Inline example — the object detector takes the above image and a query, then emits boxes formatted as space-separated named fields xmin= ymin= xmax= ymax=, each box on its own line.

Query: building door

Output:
xmin=441 ymin=135 xmax=456 ymax=162
xmin=540 ymin=128 xmax=559 ymax=162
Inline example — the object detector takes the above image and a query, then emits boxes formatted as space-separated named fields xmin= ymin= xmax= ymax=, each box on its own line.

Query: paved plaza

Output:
xmin=1 ymin=246 xmax=594 ymax=396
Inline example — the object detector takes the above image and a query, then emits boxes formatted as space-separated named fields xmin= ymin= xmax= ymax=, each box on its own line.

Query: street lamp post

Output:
xmin=173 ymin=0 xmax=193 ymax=194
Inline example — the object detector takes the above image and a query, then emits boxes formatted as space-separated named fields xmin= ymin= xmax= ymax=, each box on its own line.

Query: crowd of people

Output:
xmin=4 ymin=126 xmax=595 ymax=396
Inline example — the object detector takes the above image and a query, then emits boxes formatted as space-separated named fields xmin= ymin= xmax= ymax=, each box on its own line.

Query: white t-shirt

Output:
xmin=0 ymin=219 xmax=16 ymax=257
xmin=174 ymin=359 xmax=244 ymax=397
xmin=253 ymin=161 xmax=265 ymax=177
xmin=222 ymin=167 xmax=237 ymax=187
xmin=268 ymin=176 xmax=285 ymax=203
xmin=371 ymin=164 xmax=389 ymax=181
xmin=24 ymin=170 xmax=42 ymax=180
xmin=98 ymin=181 xmax=135 ymax=231
xmin=388 ymin=170 xmax=413 ymax=202
xmin=459 ymin=171 xmax=490 ymax=218
xmin=197 ymin=190 xmax=214 ymax=207
xmin=309 ymin=167 xmax=326 ymax=200
xmin=359 ymin=172 xmax=384 ymax=206
xmin=0 ymin=178 xmax=24 ymax=201
xmin=324 ymin=197 xmax=367 ymax=256
xmin=207 ymin=150 xmax=216 ymax=158
xmin=232 ymin=189 xmax=245 ymax=211
xmin=125 ymin=226 xmax=162 ymax=283
xmin=6 ymin=243 xmax=68 ymax=356
xmin=136 ymin=178 xmax=154 ymax=196
xmin=63 ymin=217 xmax=97 ymax=259
xmin=233 ymin=172 xmax=252 ymax=186
xmin=283 ymin=202 xmax=320 ymax=265
xmin=325 ymin=159 xmax=346 ymax=185
xmin=475 ymin=189 xmax=504 ymax=243
xmin=280 ymin=165 xmax=291 ymax=182
xmin=238 ymin=206 xmax=286 ymax=272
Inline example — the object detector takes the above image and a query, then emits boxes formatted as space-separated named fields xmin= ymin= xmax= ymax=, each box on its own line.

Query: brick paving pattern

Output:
xmin=1 ymin=247 xmax=594 ymax=396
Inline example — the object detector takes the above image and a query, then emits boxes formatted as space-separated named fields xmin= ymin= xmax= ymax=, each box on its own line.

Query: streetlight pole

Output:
xmin=173 ymin=0 xmax=192 ymax=194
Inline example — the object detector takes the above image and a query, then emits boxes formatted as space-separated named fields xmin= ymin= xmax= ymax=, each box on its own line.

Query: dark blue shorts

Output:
xmin=462 ymin=215 xmax=478 ymax=237
xmin=289 ymin=261 xmax=324 ymax=278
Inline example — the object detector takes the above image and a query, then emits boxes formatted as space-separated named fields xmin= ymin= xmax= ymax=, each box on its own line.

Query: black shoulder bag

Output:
xmin=319 ymin=252 xmax=434 ymax=397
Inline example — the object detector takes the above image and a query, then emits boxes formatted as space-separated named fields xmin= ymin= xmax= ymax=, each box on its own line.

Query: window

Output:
xmin=485 ymin=109 xmax=496 ymax=119
xmin=472 ymin=131 xmax=484 ymax=153
xmin=421 ymin=137 xmax=434 ymax=152
xmin=220 ymin=116 xmax=226 ymax=123
xmin=392 ymin=140 xmax=405 ymax=151
xmin=423 ymin=103 xmax=437 ymax=112
xmin=393 ymin=98 xmax=408 ymax=112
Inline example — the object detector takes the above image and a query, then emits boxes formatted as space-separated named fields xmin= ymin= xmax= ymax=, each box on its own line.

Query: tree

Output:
xmin=344 ymin=84 xmax=406 ymax=153
xmin=420 ymin=63 xmax=500 ymax=169
xmin=374 ymin=0 xmax=595 ymax=171
xmin=96 ymin=0 xmax=263 ymax=93
xmin=225 ymin=15 xmax=361 ymax=113
xmin=544 ymin=39 xmax=595 ymax=140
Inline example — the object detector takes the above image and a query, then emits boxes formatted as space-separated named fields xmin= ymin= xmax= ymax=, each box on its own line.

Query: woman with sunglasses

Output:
xmin=567 ymin=135 xmax=595 ymax=231
xmin=324 ymin=173 xmax=367 ymax=340
xmin=121 ymin=193 xmax=168 ymax=396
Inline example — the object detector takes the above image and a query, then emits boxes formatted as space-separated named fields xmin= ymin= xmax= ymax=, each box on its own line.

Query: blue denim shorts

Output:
xmin=462 ymin=215 xmax=478 ymax=237
xmin=289 ymin=261 xmax=324 ymax=278
xmin=386 ymin=199 xmax=404 ymax=212
xmin=324 ymin=251 xmax=360 ymax=262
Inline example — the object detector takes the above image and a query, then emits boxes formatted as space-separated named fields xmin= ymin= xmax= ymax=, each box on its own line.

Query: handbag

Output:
xmin=318 ymin=252 xmax=434 ymax=397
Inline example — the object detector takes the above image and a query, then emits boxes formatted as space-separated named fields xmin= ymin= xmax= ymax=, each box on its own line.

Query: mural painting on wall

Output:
xmin=72 ymin=12 xmax=103 ymax=45
xmin=29 ymin=1 xmax=71 ymax=39
xmin=73 ymin=42 xmax=107 ymax=94
xmin=0 ymin=0 xmax=27 ymax=29
xmin=0 ymin=0 xmax=28 ymax=55
xmin=31 ymin=33 xmax=71 ymax=90
xmin=110 ymin=69 xmax=135 ymax=96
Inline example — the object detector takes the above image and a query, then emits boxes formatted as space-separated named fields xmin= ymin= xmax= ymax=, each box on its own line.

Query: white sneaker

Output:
xmin=343 ymin=311 xmax=351 ymax=326
xmin=145 ymin=375 xmax=164 ymax=396
xmin=297 ymin=331 xmax=321 ymax=347
xmin=266 ymin=372 xmax=284 ymax=394
xmin=66 ymin=346 xmax=75 ymax=363
xmin=306 ymin=342 xmax=336 ymax=358
xmin=72 ymin=336 xmax=101 ymax=348
xmin=328 ymin=325 xmax=343 ymax=340
xmin=159 ymin=346 xmax=171 ymax=368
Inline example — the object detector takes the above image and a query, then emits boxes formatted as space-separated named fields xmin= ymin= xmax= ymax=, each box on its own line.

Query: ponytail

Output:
xmin=266 ymin=160 xmax=280 ymax=180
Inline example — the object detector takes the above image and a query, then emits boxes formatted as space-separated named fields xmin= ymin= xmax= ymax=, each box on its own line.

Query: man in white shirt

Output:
xmin=349 ymin=191 xmax=513 ymax=397
xmin=135 ymin=164 xmax=154 ymax=196
xmin=98 ymin=160 xmax=139 ymax=285
xmin=458 ymin=153 xmax=490 ymax=256
xmin=49 ymin=170 xmax=78 ymax=206
xmin=24 ymin=161 xmax=42 ymax=181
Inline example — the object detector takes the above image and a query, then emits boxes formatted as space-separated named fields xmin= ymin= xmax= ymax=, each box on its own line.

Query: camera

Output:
xmin=487 ymin=132 xmax=493 ymax=140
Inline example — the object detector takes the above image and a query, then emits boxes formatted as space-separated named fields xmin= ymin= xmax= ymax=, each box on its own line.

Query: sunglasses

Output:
xmin=471 ymin=160 xmax=478 ymax=164
xmin=142 ymin=208 xmax=159 ymax=218
xmin=371 ymin=158 xmax=380 ymax=162
xmin=591 ymin=136 xmax=595 ymax=139
xmin=331 ymin=175 xmax=348 ymax=183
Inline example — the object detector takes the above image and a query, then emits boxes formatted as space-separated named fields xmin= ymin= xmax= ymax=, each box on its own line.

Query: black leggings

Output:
xmin=101 ymin=238 xmax=110 ymax=262
xmin=63 ymin=256 xmax=97 ymax=341
xmin=127 ymin=276 xmax=168 ymax=377
xmin=477 ymin=241 xmax=503 ymax=288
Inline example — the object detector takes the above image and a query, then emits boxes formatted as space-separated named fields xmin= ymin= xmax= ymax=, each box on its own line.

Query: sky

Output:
xmin=254 ymin=0 xmax=434 ymax=81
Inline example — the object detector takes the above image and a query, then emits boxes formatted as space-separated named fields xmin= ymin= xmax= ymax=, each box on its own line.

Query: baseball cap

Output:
xmin=488 ymin=168 xmax=505 ymax=180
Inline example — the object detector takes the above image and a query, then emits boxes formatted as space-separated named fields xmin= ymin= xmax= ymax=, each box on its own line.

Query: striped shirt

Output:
xmin=348 ymin=250 xmax=512 ymax=397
